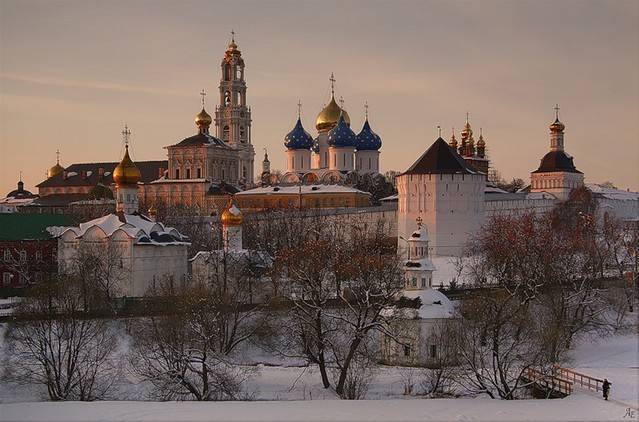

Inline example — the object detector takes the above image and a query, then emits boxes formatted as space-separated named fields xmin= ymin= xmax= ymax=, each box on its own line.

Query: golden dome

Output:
xmin=113 ymin=145 xmax=141 ymax=186
xmin=315 ymin=95 xmax=350 ymax=133
xmin=195 ymin=107 xmax=212 ymax=127
xmin=221 ymin=196 xmax=243 ymax=226
xmin=48 ymin=162 xmax=65 ymax=178
xmin=449 ymin=130 xmax=458 ymax=149
xmin=550 ymin=118 xmax=565 ymax=132
xmin=148 ymin=203 xmax=157 ymax=220
xmin=477 ymin=133 xmax=485 ymax=148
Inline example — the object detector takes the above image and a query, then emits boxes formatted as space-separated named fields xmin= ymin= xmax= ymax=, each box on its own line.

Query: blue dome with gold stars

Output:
xmin=327 ymin=115 xmax=357 ymax=147
xmin=312 ymin=137 xmax=320 ymax=153
xmin=355 ymin=119 xmax=382 ymax=151
xmin=284 ymin=117 xmax=314 ymax=150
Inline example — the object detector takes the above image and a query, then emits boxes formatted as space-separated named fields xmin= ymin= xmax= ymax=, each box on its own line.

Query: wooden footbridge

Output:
xmin=522 ymin=365 xmax=605 ymax=397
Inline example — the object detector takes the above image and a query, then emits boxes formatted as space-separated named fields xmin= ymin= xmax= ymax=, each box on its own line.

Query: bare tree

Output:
xmin=129 ymin=279 xmax=257 ymax=401
xmin=419 ymin=319 xmax=461 ymax=397
xmin=3 ymin=277 xmax=121 ymax=401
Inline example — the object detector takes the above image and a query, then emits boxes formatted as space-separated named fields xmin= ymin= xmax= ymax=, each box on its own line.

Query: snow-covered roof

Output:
xmin=588 ymin=183 xmax=639 ymax=202
xmin=50 ymin=212 xmax=189 ymax=246
xmin=236 ymin=184 xmax=371 ymax=196
xmin=403 ymin=288 xmax=454 ymax=319
xmin=405 ymin=258 xmax=437 ymax=272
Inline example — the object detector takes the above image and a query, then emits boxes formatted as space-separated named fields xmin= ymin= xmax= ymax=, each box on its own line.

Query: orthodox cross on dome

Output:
xmin=555 ymin=103 xmax=560 ymax=119
xmin=329 ymin=73 xmax=336 ymax=95
xmin=364 ymin=101 xmax=369 ymax=119
xmin=231 ymin=30 xmax=235 ymax=43
xmin=200 ymin=89 xmax=206 ymax=108
xmin=466 ymin=111 xmax=470 ymax=124
xmin=122 ymin=125 xmax=131 ymax=146
xmin=437 ymin=125 xmax=442 ymax=138
xmin=297 ymin=99 xmax=302 ymax=117
xmin=19 ymin=170 xmax=22 ymax=182
xmin=416 ymin=216 xmax=423 ymax=228
xmin=56 ymin=149 xmax=60 ymax=164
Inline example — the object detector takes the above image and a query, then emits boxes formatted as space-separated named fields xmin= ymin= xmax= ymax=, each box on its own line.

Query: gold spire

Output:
xmin=221 ymin=196 xmax=244 ymax=226
xmin=47 ymin=149 xmax=65 ymax=178
xmin=477 ymin=127 xmax=486 ymax=147
xmin=461 ymin=112 xmax=473 ymax=141
xmin=449 ymin=127 xmax=458 ymax=149
xmin=224 ymin=30 xmax=242 ymax=61
xmin=315 ymin=74 xmax=350 ymax=132
xmin=113 ymin=126 xmax=141 ymax=186
xmin=549 ymin=104 xmax=565 ymax=132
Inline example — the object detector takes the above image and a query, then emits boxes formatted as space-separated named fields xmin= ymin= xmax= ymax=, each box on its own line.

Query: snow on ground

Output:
xmin=1 ymin=328 xmax=637 ymax=421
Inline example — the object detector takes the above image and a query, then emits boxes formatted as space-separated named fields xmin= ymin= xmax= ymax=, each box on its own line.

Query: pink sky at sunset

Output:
xmin=1 ymin=0 xmax=638 ymax=197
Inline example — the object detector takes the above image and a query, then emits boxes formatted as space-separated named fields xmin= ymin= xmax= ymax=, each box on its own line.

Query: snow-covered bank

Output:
xmin=1 ymin=329 xmax=637 ymax=421
xmin=0 ymin=394 xmax=634 ymax=422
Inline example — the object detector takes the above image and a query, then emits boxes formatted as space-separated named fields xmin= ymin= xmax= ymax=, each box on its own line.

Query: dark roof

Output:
xmin=36 ymin=160 xmax=168 ymax=188
xmin=206 ymin=183 xmax=240 ymax=195
xmin=532 ymin=151 xmax=582 ymax=174
xmin=403 ymin=138 xmax=479 ymax=175
xmin=30 ymin=193 xmax=97 ymax=207
xmin=5 ymin=181 xmax=37 ymax=199
xmin=0 ymin=213 xmax=76 ymax=240
xmin=169 ymin=133 xmax=230 ymax=148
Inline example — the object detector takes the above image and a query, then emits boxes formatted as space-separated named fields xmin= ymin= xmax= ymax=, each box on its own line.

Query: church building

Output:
xmin=31 ymin=34 xmax=255 ymax=216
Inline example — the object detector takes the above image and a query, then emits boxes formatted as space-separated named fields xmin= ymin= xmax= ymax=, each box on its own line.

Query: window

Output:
xmin=240 ymin=126 xmax=245 ymax=140
xmin=430 ymin=345 xmax=437 ymax=359
xmin=186 ymin=169 xmax=191 ymax=179
xmin=411 ymin=277 xmax=417 ymax=287
xmin=403 ymin=344 xmax=411 ymax=357
xmin=3 ymin=273 xmax=11 ymax=285
xmin=175 ymin=169 xmax=180 ymax=179
xmin=36 ymin=251 xmax=43 ymax=261
xmin=19 ymin=250 xmax=26 ymax=262
xmin=223 ymin=126 xmax=230 ymax=141
xmin=3 ymin=249 xmax=10 ymax=262
xmin=421 ymin=278 xmax=426 ymax=287
xmin=19 ymin=274 xmax=27 ymax=284
xmin=197 ymin=168 xmax=201 ymax=179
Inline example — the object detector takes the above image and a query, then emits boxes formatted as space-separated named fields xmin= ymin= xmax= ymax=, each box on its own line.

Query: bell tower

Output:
xmin=215 ymin=31 xmax=255 ymax=185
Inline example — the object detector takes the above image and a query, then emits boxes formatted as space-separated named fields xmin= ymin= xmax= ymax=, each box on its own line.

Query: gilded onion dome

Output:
xmin=284 ymin=117 xmax=314 ymax=150
xmin=355 ymin=119 xmax=382 ymax=151
xmin=195 ymin=107 xmax=212 ymax=127
xmin=113 ymin=145 xmax=141 ymax=186
xmin=48 ymin=151 xmax=65 ymax=178
xmin=327 ymin=115 xmax=357 ymax=147
xmin=550 ymin=117 xmax=565 ymax=132
xmin=48 ymin=162 xmax=65 ymax=178
xmin=477 ymin=129 xmax=486 ymax=148
xmin=316 ymin=95 xmax=351 ymax=133
xmin=449 ymin=129 xmax=458 ymax=149
xmin=221 ymin=196 xmax=243 ymax=226
xmin=461 ymin=115 xmax=473 ymax=140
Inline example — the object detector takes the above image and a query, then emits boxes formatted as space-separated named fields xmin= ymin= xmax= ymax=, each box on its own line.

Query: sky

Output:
xmin=1 ymin=0 xmax=638 ymax=197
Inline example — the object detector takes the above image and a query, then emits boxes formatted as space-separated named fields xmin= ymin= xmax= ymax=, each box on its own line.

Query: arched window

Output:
xmin=239 ymin=126 xmax=245 ymax=141
xmin=223 ymin=125 xmax=230 ymax=141
xmin=224 ymin=65 xmax=231 ymax=81
xmin=224 ymin=91 xmax=231 ymax=106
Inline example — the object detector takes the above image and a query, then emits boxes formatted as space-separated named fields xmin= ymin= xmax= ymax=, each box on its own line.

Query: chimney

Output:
xmin=62 ymin=171 xmax=68 ymax=180
xmin=82 ymin=170 xmax=88 ymax=180
xmin=158 ymin=167 xmax=165 ymax=179
xmin=98 ymin=167 xmax=104 ymax=179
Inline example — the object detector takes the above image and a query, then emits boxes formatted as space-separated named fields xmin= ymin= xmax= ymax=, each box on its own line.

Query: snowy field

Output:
xmin=1 ymin=324 xmax=637 ymax=422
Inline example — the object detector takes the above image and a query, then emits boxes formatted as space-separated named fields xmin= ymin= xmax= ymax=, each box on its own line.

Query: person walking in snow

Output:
xmin=602 ymin=378 xmax=611 ymax=400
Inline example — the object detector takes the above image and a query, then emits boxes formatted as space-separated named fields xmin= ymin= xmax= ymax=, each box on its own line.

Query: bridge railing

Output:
xmin=554 ymin=366 xmax=603 ymax=393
